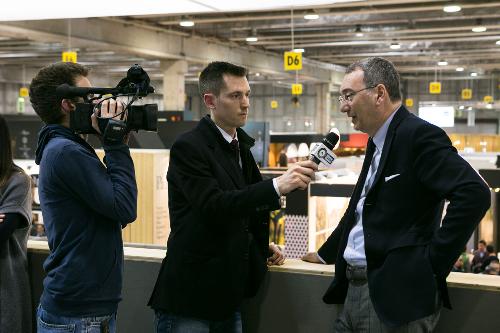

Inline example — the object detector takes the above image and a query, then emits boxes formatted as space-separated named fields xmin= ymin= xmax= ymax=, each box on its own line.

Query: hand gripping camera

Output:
xmin=56 ymin=64 xmax=158 ymax=141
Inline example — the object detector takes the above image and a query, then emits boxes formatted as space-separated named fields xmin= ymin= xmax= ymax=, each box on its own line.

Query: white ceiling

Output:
xmin=0 ymin=0 xmax=360 ymax=21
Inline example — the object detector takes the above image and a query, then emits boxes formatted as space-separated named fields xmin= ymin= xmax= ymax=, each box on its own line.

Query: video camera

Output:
xmin=56 ymin=64 xmax=158 ymax=135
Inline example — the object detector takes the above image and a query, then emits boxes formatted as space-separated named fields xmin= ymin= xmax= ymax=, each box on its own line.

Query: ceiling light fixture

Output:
xmin=293 ymin=48 xmax=305 ymax=53
xmin=246 ymin=36 xmax=258 ymax=42
xmin=438 ymin=60 xmax=448 ymax=66
xmin=472 ymin=19 xmax=487 ymax=32
xmin=470 ymin=72 xmax=478 ymax=77
xmin=496 ymin=40 xmax=500 ymax=45
xmin=443 ymin=5 xmax=461 ymax=13
xmin=304 ymin=14 xmax=319 ymax=20
xmin=456 ymin=67 xmax=464 ymax=72
xmin=179 ymin=20 xmax=194 ymax=27
xmin=459 ymin=105 xmax=465 ymax=110
xmin=255 ymin=72 xmax=260 ymax=77
xmin=390 ymin=42 xmax=401 ymax=50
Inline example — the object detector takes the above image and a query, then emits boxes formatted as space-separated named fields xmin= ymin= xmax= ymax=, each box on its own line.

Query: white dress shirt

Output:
xmin=343 ymin=107 xmax=399 ymax=267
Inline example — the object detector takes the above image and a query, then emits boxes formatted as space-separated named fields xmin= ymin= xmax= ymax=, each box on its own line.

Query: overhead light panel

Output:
xmin=472 ymin=19 xmax=487 ymax=32
xmin=496 ymin=40 xmax=500 ymax=45
xmin=438 ymin=60 xmax=448 ymax=66
xmin=459 ymin=105 xmax=465 ymax=110
xmin=179 ymin=20 xmax=194 ymax=27
xmin=246 ymin=36 xmax=258 ymax=42
xmin=390 ymin=42 xmax=401 ymax=50
xmin=304 ymin=14 xmax=319 ymax=20
xmin=456 ymin=67 xmax=464 ymax=72
xmin=470 ymin=72 xmax=478 ymax=77
xmin=443 ymin=5 xmax=461 ymax=13
xmin=293 ymin=48 xmax=305 ymax=53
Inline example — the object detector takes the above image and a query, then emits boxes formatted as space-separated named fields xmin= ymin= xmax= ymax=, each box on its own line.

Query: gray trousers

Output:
xmin=334 ymin=282 xmax=441 ymax=333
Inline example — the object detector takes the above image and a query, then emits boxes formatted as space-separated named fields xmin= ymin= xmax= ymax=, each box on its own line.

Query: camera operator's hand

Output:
xmin=276 ymin=160 xmax=317 ymax=195
xmin=91 ymin=99 xmax=130 ymax=145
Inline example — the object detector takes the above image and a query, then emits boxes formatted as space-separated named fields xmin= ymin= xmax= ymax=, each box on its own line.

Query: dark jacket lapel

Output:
xmin=370 ymin=105 xmax=410 ymax=189
xmin=197 ymin=115 xmax=246 ymax=188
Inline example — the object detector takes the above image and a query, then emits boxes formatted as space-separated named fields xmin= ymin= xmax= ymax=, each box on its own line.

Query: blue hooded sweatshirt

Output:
xmin=35 ymin=125 xmax=137 ymax=316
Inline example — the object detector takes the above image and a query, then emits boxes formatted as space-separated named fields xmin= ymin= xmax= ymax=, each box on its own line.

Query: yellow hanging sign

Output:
xmin=483 ymin=95 xmax=493 ymax=103
xmin=291 ymin=83 xmax=303 ymax=95
xmin=270 ymin=100 xmax=278 ymax=109
xmin=429 ymin=82 xmax=441 ymax=94
xmin=461 ymin=89 xmax=472 ymax=100
xmin=19 ymin=87 xmax=29 ymax=97
xmin=284 ymin=51 xmax=302 ymax=71
xmin=62 ymin=51 xmax=77 ymax=63
xmin=405 ymin=98 xmax=414 ymax=107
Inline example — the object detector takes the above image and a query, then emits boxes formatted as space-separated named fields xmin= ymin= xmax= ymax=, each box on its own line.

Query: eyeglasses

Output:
xmin=338 ymin=85 xmax=377 ymax=103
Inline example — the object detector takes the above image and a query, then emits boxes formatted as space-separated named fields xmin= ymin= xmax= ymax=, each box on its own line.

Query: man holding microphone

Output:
xmin=149 ymin=61 xmax=317 ymax=332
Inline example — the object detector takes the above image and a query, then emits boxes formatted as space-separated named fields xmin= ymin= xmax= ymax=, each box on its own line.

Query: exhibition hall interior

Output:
xmin=1 ymin=1 xmax=500 ymax=332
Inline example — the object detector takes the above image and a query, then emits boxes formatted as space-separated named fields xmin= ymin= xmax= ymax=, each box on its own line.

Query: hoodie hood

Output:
xmin=35 ymin=124 xmax=96 ymax=164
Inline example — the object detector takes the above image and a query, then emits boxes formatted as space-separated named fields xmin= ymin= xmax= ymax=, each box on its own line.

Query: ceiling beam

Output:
xmin=0 ymin=18 xmax=335 ymax=82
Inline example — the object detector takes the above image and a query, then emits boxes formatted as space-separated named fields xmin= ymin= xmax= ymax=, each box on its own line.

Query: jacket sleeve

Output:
xmin=52 ymin=143 xmax=137 ymax=225
xmin=412 ymin=123 xmax=491 ymax=277
xmin=168 ymin=137 xmax=279 ymax=224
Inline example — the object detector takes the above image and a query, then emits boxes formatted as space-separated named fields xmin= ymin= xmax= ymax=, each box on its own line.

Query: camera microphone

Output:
xmin=309 ymin=128 xmax=340 ymax=167
xmin=56 ymin=84 xmax=117 ymax=98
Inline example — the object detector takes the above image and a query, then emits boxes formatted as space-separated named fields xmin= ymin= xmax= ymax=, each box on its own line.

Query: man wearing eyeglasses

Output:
xmin=302 ymin=57 xmax=490 ymax=332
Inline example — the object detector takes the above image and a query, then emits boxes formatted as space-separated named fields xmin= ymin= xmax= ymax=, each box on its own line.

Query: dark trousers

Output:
xmin=334 ymin=266 xmax=441 ymax=333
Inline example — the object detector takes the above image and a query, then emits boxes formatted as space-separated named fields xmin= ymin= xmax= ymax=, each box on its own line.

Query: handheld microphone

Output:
xmin=309 ymin=129 xmax=340 ymax=167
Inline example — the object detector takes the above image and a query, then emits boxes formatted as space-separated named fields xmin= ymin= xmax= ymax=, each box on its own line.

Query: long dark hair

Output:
xmin=0 ymin=115 xmax=20 ymax=188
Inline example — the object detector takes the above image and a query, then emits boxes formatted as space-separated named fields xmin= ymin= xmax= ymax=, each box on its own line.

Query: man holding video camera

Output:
xmin=30 ymin=62 xmax=138 ymax=333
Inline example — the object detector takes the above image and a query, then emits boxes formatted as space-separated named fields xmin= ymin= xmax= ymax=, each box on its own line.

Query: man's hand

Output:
xmin=301 ymin=252 xmax=324 ymax=264
xmin=276 ymin=160 xmax=318 ymax=195
xmin=0 ymin=213 xmax=4 ymax=223
xmin=91 ymin=99 xmax=126 ymax=135
xmin=267 ymin=243 xmax=285 ymax=266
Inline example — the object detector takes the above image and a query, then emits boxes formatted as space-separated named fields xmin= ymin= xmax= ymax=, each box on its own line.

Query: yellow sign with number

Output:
xmin=405 ymin=98 xmax=414 ymax=107
xmin=19 ymin=87 xmax=29 ymax=97
xmin=62 ymin=51 xmax=77 ymax=63
xmin=483 ymin=95 xmax=493 ymax=103
xmin=284 ymin=51 xmax=302 ymax=71
xmin=429 ymin=82 xmax=441 ymax=94
xmin=461 ymin=89 xmax=472 ymax=100
xmin=291 ymin=84 xmax=303 ymax=95
xmin=271 ymin=100 xmax=278 ymax=109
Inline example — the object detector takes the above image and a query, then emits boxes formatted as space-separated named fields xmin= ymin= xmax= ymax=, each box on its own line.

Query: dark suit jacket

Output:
xmin=318 ymin=106 xmax=490 ymax=327
xmin=148 ymin=115 xmax=280 ymax=320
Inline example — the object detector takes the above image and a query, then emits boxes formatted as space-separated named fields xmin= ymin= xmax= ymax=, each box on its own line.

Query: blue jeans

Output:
xmin=154 ymin=310 xmax=242 ymax=333
xmin=37 ymin=305 xmax=116 ymax=333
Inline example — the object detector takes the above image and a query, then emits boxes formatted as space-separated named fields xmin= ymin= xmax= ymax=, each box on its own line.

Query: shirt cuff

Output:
xmin=272 ymin=178 xmax=281 ymax=197
xmin=316 ymin=253 xmax=326 ymax=264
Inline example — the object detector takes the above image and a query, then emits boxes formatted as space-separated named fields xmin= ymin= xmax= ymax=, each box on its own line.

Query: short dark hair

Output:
xmin=198 ymin=61 xmax=247 ymax=98
xmin=479 ymin=240 xmax=487 ymax=246
xmin=486 ymin=244 xmax=495 ymax=253
xmin=29 ymin=62 xmax=89 ymax=124
xmin=346 ymin=57 xmax=401 ymax=102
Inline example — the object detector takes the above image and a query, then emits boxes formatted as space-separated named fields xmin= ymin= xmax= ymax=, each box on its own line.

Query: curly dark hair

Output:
xmin=29 ymin=62 xmax=89 ymax=124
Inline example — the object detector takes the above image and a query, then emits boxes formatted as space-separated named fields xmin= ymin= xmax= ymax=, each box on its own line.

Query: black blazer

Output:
xmin=318 ymin=106 xmax=490 ymax=327
xmin=148 ymin=115 xmax=280 ymax=320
